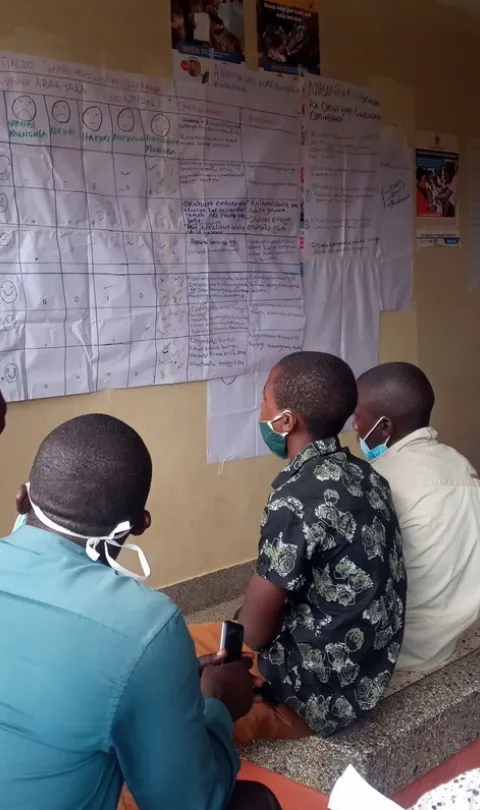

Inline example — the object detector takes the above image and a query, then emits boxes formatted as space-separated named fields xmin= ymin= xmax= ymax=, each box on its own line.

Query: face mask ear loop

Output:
xmin=267 ymin=410 xmax=292 ymax=437
xmin=103 ymin=538 xmax=151 ymax=582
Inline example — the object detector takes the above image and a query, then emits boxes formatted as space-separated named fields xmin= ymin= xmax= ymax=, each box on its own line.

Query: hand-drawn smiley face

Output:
xmin=4 ymin=362 xmax=18 ymax=383
xmin=83 ymin=105 xmax=103 ymax=132
xmin=151 ymin=113 xmax=170 ymax=138
xmin=12 ymin=95 xmax=37 ymax=122
xmin=52 ymin=99 xmax=71 ymax=124
xmin=0 ymin=232 xmax=11 ymax=248
xmin=117 ymin=108 xmax=135 ymax=132
xmin=0 ymin=194 xmax=8 ymax=214
xmin=0 ymin=280 xmax=17 ymax=304
xmin=0 ymin=154 xmax=12 ymax=182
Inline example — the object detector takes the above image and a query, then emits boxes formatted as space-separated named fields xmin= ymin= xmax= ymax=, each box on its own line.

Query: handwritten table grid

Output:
xmin=0 ymin=51 xmax=304 ymax=401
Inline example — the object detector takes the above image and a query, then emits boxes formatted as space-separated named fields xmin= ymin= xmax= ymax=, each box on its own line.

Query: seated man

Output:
xmin=191 ymin=351 xmax=406 ymax=741
xmin=0 ymin=413 xmax=281 ymax=810
xmin=355 ymin=361 xmax=480 ymax=671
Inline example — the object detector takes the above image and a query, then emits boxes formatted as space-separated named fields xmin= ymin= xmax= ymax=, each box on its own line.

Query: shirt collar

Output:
xmin=273 ymin=437 xmax=341 ymax=488
xmin=377 ymin=426 xmax=438 ymax=460
xmin=8 ymin=524 xmax=87 ymax=558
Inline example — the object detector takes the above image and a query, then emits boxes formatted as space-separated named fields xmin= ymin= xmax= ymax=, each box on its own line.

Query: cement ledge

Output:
xmin=239 ymin=648 xmax=480 ymax=795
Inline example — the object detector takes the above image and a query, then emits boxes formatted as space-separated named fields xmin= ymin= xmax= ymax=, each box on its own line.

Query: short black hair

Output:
xmin=357 ymin=362 xmax=435 ymax=430
xmin=29 ymin=414 xmax=152 ymax=537
xmin=273 ymin=351 xmax=357 ymax=440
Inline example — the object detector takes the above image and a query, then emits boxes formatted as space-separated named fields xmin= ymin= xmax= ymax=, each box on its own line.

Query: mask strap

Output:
xmin=86 ymin=537 xmax=151 ymax=582
xmin=267 ymin=410 xmax=292 ymax=437
xmin=364 ymin=415 xmax=390 ymax=443
xmin=25 ymin=482 xmax=148 ymax=582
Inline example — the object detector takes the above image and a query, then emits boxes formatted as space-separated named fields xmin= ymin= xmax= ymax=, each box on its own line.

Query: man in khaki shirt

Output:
xmin=354 ymin=361 xmax=480 ymax=670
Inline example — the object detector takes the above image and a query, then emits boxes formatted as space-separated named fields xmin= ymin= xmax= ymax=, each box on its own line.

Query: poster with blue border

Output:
xmin=416 ymin=131 xmax=460 ymax=247
xmin=257 ymin=0 xmax=320 ymax=75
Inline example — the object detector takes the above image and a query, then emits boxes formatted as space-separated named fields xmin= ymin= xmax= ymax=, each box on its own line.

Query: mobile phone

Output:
xmin=220 ymin=621 xmax=244 ymax=663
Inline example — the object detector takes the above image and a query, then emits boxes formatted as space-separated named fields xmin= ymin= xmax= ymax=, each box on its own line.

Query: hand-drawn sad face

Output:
xmin=52 ymin=100 xmax=71 ymax=124
xmin=4 ymin=362 xmax=18 ymax=383
xmin=12 ymin=95 xmax=37 ymax=122
xmin=0 ymin=280 xmax=17 ymax=304
xmin=151 ymin=113 xmax=170 ymax=138
xmin=83 ymin=106 xmax=103 ymax=132
xmin=117 ymin=108 xmax=135 ymax=132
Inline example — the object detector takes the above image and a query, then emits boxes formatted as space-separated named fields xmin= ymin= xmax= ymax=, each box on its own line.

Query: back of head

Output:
xmin=274 ymin=351 xmax=357 ymax=440
xmin=29 ymin=414 xmax=152 ymax=537
xmin=357 ymin=362 xmax=435 ymax=432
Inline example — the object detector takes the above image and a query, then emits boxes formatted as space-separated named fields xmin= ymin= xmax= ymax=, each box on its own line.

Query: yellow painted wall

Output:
xmin=1 ymin=0 xmax=479 ymax=587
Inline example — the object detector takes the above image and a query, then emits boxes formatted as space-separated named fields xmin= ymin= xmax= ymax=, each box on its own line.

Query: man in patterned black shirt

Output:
xmin=190 ymin=351 xmax=406 ymax=742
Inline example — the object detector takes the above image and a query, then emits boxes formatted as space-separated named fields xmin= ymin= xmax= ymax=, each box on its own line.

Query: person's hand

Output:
xmin=198 ymin=650 xmax=227 ymax=674
xmin=201 ymin=657 xmax=264 ymax=721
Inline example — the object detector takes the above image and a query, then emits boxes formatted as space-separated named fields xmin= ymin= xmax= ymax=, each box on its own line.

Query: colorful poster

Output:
xmin=416 ymin=132 xmax=459 ymax=247
xmin=256 ymin=0 xmax=320 ymax=75
xmin=172 ymin=0 xmax=245 ymax=65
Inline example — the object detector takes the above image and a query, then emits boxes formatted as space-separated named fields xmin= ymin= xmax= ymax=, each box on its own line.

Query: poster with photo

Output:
xmin=257 ymin=0 xmax=320 ymax=75
xmin=171 ymin=0 xmax=245 ymax=64
xmin=416 ymin=132 xmax=459 ymax=247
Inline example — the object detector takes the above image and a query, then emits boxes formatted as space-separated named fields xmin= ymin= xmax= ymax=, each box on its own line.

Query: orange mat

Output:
xmin=118 ymin=737 xmax=480 ymax=810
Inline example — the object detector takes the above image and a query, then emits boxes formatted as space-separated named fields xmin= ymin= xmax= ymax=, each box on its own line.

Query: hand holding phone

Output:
xmin=219 ymin=620 xmax=244 ymax=663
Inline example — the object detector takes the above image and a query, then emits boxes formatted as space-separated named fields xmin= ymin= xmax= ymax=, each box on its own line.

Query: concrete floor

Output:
xmin=186 ymin=597 xmax=242 ymax=625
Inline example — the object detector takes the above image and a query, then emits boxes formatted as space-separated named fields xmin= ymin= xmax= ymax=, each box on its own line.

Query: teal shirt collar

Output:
xmin=8 ymin=524 xmax=87 ymax=558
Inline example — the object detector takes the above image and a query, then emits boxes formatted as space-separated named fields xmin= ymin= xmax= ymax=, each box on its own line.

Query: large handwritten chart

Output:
xmin=208 ymin=103 xmax=414 ymax=463
xmin=0 ymin=52 xmax=303 ymax=401
xmin=304 ymin=77 xmax=381 ymax=258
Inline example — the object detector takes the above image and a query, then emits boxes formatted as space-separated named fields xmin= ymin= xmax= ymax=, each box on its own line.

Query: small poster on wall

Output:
xmin=171 ymin=0 xmax=245 ymax=67
xmin=256 ymin=0 xmax=320 ymax=75
xmin=416 ymin=131 xmax=460 ymax=247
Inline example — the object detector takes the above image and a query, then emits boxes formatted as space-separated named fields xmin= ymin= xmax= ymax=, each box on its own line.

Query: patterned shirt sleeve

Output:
xmin=257 ymin=494 xmax=306 ymax=592
xmin=411 ymin=769 xmax=480 ymax=810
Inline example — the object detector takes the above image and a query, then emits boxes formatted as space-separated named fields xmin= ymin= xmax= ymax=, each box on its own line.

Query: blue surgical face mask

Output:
xmin=359 ymin=416 xmax=390 ymax=463
xmin=259 ymin=411 xmax=291 ymax=459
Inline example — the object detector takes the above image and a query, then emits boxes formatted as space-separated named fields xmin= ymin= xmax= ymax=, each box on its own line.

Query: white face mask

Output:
xmin=25 ymin=483 xmax=150 ymax=582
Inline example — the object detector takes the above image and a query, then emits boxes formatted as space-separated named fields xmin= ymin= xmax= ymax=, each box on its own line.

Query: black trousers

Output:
xmin=228 ymin=781 xmax=282 ymax=810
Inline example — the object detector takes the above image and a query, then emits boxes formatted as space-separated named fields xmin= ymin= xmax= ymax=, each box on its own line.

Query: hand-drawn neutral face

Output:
xmin=0 ymin=194 xmax=8 ymax=214
xmin=2 ymin=314 xmax=15 ymax=330
xmin=0 ymin=280 xmax=17 ymax=304
xmin=151 ymin=113 xmax=171 ymax=138
xmin=52 ymin=100 xmax=71 ymax=124
xmin=12 ymin=95 xmax=37 ymax=122
xmin=4 ymin=362 xmax=18 ymax=383
xmin=0 ymin=154 xmax=12 ymax=182
xmin=117 ymin=108 xmax=135 ymax=132
xmin=83 ymin=106 xmax=103 ymax=132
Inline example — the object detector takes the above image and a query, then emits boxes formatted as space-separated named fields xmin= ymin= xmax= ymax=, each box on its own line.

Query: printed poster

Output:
xmin=171 ymin=0 xmax=245 ymax=66
xmin=257 ymin=0 xmax=320 ymax=75
xmin=416 ymin=132 xmax=459 ymax=247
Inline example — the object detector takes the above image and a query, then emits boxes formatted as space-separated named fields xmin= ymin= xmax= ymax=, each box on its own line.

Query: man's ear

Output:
xmin=381 ymin=417 xmax=394 ymax=439
xmin=16 ymin=484 xmax=30 ymax=516
xmin=282 ymin=409 xmax=297 ymax=433
xmin=130 ymin=510 xmax=151 ymax=537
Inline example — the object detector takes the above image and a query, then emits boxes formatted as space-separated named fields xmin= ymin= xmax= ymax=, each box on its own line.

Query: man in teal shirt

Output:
xmin=0 ymin=413 xmax=280 ymax=810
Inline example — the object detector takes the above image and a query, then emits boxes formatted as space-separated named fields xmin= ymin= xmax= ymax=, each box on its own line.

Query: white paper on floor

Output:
xmin=329 ymin=766 xmax=400 ymax=810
